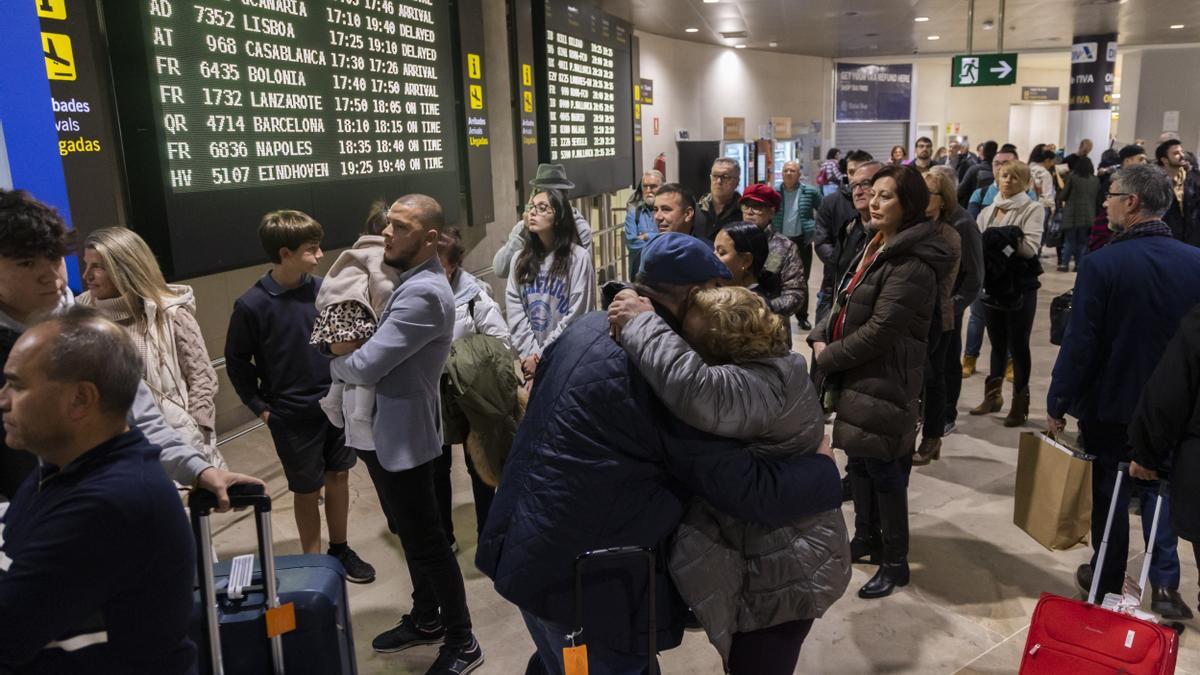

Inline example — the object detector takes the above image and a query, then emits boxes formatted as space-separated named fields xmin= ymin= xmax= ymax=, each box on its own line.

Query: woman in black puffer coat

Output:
xmin=810 ymin=165 xmax=957 ymax=599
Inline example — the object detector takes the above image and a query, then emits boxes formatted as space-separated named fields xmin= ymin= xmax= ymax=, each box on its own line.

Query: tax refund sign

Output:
xmin=951 ymin=53 xmax=1018 ymax=87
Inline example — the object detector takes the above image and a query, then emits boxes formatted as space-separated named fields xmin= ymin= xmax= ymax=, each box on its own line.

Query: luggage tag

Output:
xmin=265 ymin=602 xmax=297 ymax=638
xmin=563 ymin=627 xmax=589 ymax=675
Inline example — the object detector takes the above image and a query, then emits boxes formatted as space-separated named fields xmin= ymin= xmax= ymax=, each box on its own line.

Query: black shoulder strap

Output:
xmin=467 ymin=297 xmax=477 ymax=320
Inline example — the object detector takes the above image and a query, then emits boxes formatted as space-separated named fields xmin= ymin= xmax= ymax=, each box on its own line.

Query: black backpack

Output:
xmin=980 ymin=225 xmax=1040 ymax=310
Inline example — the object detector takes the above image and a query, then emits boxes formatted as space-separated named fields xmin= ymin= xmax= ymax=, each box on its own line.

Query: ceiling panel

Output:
xmin=598 ymin=0 xmax=1200 ymax=57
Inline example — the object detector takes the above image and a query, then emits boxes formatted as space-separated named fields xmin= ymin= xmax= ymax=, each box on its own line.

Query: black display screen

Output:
xmin=102 ymin=0 xmax=462 ymax=278
xmin=535 ymin=0 xmax=633 ymax=197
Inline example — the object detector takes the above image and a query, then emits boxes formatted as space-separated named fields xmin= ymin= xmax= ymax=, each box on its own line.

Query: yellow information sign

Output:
xmin=522 ymin=64 xmax=533 ymax=87
xmin=522 ymin=90 xmax=533 ymax=113
xmin=469 ymin=84 xmax=483 ymax=110
xmin=36 ymin=0 xmax=67 ymax=20
xmin=467 ymin=53 xmax=481 ymax=80
xmin=42 ymin=32 xmax=76 ymax=81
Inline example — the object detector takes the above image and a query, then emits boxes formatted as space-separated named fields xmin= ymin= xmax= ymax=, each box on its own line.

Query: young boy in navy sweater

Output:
xmin=225 ymin=210 xmax=375 ymax=583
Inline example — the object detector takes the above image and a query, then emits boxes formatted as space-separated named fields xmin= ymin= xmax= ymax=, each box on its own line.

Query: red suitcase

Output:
xmin=1019 ymin=463 xmax=1179 ymax=674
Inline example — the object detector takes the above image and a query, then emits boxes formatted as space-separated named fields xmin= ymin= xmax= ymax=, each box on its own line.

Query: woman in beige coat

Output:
xmin=79 ymin=227 xmax=224 ymax=470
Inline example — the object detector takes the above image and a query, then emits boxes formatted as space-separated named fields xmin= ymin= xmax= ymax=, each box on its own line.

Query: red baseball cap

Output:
xmin=741 ymin=183 xmax=781 ymax=211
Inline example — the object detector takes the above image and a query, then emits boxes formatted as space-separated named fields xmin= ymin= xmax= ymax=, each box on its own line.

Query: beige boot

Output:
xmin=969 ymin=377 xmax=1004 ymax=415
xmin=961 ymin=355 xmax=977 ymax=378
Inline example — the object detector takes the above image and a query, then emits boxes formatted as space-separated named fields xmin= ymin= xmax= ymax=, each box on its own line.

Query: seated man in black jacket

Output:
xmin=476 ymin=234 xmax=842 ymax=674
xmin=0 ymin=307 xmax=196 ymax=674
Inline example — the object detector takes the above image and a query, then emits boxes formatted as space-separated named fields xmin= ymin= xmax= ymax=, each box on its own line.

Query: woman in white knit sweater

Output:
xmin=971 ymin=159 xmax=1044 ymax=426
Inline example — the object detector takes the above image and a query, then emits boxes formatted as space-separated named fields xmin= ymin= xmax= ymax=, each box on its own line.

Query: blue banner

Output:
xmin=836 ymin=63 xmax=913 ymax=123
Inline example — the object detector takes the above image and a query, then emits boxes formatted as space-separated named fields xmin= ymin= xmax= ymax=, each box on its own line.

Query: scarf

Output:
xmin=990 ymin=191 xmax=1033 ymax=213
xmin=1110 ymin=219 xmax=1174 ymax=244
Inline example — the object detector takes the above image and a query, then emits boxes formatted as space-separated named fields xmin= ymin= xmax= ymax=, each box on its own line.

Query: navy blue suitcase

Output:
xmin=189 ymin=485 xmax=358 ymax=675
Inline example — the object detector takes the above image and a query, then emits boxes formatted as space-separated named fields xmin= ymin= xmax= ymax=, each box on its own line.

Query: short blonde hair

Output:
xmin=924 ymin=169 xmax=957 ymax=219
xmin=689 ymin=286 xmax=788 ymax=363
xmin=995 ymin=160 xmax=1031 ymax=190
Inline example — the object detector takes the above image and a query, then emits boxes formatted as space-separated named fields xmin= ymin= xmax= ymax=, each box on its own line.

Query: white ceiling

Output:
xmin=597 ymin=0 xmax=1200 ymax=57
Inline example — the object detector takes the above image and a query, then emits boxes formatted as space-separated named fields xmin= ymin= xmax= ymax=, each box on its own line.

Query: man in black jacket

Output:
xmin=1157 ymin=139 xmax=1200 ymax=246
xmin=813 ymin=150 xmax=874 ymax=326
xmin=477 ymin=234 xmax=842 ymax=673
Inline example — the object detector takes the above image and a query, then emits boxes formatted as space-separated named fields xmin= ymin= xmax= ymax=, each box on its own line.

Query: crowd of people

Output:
xmin=1 ymin=130 xmax=1199 ymax=675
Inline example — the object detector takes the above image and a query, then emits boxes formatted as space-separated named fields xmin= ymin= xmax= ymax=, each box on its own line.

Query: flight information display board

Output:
xmin=534 ymin=0 xmax=633 ymax=197
xmin=102 ymin=0 xmax=462 ymax=278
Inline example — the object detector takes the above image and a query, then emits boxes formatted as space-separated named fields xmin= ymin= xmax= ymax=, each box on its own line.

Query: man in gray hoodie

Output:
xmin=0 ymin=189 xmax=260 ymax=507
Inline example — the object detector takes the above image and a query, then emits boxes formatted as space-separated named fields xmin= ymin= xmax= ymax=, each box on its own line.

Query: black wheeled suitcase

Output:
xmin=567 ymin=546 xmax=660 ymax=675
xmin=189 ymin=484 xmax=358 ymax=675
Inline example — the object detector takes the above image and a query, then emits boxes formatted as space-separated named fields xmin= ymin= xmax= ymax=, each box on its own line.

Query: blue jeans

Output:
xmin=1060 ymin=227 xmax=1088 ymax=268
xmin=1082 ymin=421 xmax=1182 ymax=597
xmin=965 ymin=299 xmax=986 ymax=357
xmin=521 ymin=610 xmax=651 ymax=675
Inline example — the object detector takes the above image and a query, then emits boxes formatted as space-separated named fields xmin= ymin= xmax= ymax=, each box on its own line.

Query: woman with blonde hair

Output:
xmin=608 ymin=284 xmax=848 ymax=674
xmin=971 ymin=159 xmax=1044 ymax=426
xmin=79 ymin=227 xmax=224 ymax=469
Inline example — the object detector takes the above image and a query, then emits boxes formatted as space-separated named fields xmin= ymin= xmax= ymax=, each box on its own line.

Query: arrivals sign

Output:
xmin=835 ymin=63 xmax=912 ymax=122
xmin=951 ymin=53 xmax=1018 ymax=87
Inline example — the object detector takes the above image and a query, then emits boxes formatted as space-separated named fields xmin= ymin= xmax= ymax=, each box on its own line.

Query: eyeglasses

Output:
xmin=710 ymin=174 xmax=736 ymax=183
xmin=1106 ymin=191 xmax=1131 ymax=199
xmin=851 ymin=181 xmax=872 ymax=192
xmin=527 ymin=202 xmax=553 ymax=215
xmin=741 ymin=202 xmax=769 ymax=213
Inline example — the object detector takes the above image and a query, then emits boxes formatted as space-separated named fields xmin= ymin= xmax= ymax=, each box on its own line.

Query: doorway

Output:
xmin=1009 ymin=104 xmax=1065 ymax=159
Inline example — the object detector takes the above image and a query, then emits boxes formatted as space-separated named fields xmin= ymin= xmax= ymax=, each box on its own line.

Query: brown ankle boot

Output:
xmin=912 ymin=437 xmax=942 ymax=466
xmin=1004 ymin=387 xmax=1030 ymax=427
xmin=969 ymin=377 xmax=1004 ymax=415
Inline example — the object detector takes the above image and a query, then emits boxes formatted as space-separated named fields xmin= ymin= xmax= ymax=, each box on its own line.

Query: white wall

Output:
xmin=849 ymin=52 xmax=1072 ymax=155
xmin=635 ymin=31 xmax=834 ymax=181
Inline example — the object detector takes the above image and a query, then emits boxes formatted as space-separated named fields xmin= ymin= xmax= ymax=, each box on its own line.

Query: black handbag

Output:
xmin=1050 ymin=290 xmax=1073 ymax=345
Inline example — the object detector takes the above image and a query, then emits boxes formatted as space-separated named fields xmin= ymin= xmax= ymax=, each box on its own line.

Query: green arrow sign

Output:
xmin=951 ymin=53 xmax=1019 ymax=87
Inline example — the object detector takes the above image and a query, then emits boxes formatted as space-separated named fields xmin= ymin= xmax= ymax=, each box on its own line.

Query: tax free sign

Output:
xmin=951 ymin=53 xmax=1018 ymax=87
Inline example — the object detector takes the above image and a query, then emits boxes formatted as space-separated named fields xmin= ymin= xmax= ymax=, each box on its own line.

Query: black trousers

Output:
xmin=433 ymin=444 xmax=497 ymax=544
xmin=943 ymin=306 xmax=967 ymax=425
xmin=846 ymin=455 xmax=911 ymax=493
xmin=357 ymin=450 xmax=474 ymax=646
xmin=789 ymin=236 xmax=813 ymax=321
xmin=922 ymin=329 xmax=951 ymax=439
xmin=728 ymin=619 xmax=815 ymax=675
xmin=984 ymin=292 xmax=1037 ymax=392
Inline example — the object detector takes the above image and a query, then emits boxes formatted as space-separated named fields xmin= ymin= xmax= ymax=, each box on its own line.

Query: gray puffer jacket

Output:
xmin=620 ymin=312 xmax=851 ymax=669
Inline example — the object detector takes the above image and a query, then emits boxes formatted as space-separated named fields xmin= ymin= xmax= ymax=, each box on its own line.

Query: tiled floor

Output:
xmin=209 ymin=258 xmax=1200 ymax=673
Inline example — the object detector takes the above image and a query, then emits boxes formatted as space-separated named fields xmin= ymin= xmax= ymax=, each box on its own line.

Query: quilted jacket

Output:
xmin=620 ymin=312 xmax=850 ymax=668
xmin=812 ymin=219 xmax=957 ymax=460
xmin=476 ymin=312 xmax=843 ymax=656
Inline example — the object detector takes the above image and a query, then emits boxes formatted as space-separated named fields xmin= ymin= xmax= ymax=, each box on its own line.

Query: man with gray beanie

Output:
xmin=476 ymin=233 xmax=842 ymax=674
xmin=1047 ymin=164 xmax=1200 ymax=619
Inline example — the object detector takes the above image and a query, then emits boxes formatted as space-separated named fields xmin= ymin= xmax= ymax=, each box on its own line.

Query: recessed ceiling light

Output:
xmin=914 ymin=16 xmax=930 ymax=22
xmin=927 ymin=34 xmax=941 ymax=40
xmin=1170 ymin=24 xmax=1185 ymax=29
xmin=734 ymin=44 xmax=746 ymax=49
xmin=703 ymin=0 xmax=719 ymax=3
xmin=685 ymin=27 xmax=699 ymax=32
xmin=768 ymin=41 xmax=778 ymax=47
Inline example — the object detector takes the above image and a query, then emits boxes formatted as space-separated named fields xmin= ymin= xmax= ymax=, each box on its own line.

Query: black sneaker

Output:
xmin=1151 ymin=586 xmax=1195 ymax=621
xmin=799 ymin=318 xmax=812 ymax=331
xmin=943 ymin=421 xmax=957 ymax=436
xmin=425 ymin=638 xmax=483 ymax=675
xmin=331 ymin=545 xmax=376 ymax=584
xmin=373 ymin=615 xmax=446 ymax=653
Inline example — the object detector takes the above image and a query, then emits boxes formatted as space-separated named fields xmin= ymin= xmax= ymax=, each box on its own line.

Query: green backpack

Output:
xmin=441 ymin=332 xmax=523 ymax=486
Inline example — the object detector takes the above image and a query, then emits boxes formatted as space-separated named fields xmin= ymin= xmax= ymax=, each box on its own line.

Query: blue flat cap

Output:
xmin=640 ymin=233 xmax=732 ymax=286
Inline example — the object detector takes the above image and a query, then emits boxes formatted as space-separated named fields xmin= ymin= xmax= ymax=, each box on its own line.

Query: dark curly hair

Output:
xmin=0 ymin=189 xmax=71 ymax=260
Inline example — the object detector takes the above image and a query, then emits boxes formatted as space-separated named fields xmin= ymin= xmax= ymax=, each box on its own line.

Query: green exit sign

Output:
xmin=951 ymin=53 xmax=1019 ymax=87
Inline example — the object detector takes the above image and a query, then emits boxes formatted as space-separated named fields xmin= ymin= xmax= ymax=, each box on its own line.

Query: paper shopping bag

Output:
xmin=1013 ymin=431 xmax=1092 ymax=551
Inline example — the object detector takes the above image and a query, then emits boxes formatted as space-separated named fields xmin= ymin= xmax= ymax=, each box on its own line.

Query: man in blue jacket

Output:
xmin=477 ymin=234 xmax=843 ymax=674
xmin=331 ymin=194 xmax=481 ymax=675
xmin=1047 ymin=164 xmax=1200 ymax=619
xmin=0 ymin=307 xmax=196 ymax=673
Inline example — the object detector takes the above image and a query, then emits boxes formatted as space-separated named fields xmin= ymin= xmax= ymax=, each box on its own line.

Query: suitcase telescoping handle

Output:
xmin=571 ymin=546 xmax=658 ymax=675
xmin=189 ymin=483 xmax=286 ymax=675
xmin=1088 ymin=463 xmax=1166 ymax=606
